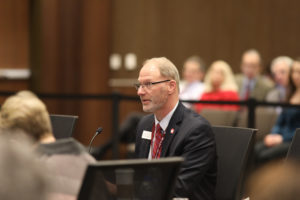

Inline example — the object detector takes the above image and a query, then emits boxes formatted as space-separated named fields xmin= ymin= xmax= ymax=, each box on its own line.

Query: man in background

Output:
xmin=266 ymin=56 xmax=293 ymax=103
xmin=235 ymin=49 xmax=274 ymax=101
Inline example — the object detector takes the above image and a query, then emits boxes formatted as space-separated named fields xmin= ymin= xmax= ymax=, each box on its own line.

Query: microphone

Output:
xmin=88 ymin=127 xmax=103 ymax=153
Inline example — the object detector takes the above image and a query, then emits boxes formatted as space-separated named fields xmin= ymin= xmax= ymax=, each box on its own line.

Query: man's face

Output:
xmin=272 ymin=62 xmax=290 ymax=87
xmin=137 ymin=63 xmax=169 ymax=113
xmin=241 ymin=53 xmax=260 ymax=79
xmin=183 ymin=61 xmax=204 ymax=83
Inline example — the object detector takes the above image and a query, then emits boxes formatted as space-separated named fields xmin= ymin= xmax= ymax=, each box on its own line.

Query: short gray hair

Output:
xmin=271 ymin=56 xmax=293 ymax=72
xmin=144 ymin=57 xmax=180 ymax=92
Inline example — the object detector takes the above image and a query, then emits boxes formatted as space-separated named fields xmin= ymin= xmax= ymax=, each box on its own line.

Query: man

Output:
xmin=179 ymin=56 xmax=206 ymax=109
xmin=235 ymin=49 xmax=274 ymax=101
xmin=266 ymin=56 xmax=293 ymax=103
xmin=135 ymin=57 xmax=217 ymax=200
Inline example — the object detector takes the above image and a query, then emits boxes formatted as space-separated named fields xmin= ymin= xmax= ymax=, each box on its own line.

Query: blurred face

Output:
xmin=272 ymin=62 xmax=290 ymax=87
xmin=137 ymin=63 xmax=170 ymax=113
xmin=210 ymin=64 xmax=224 ymax=90
xmin=292 ymin=61 xmax=300 ymax=88
xmin=183 ymin=61 xmax=204 ymax=83
xmin=241 ymin=53 xmax=260 ymax=79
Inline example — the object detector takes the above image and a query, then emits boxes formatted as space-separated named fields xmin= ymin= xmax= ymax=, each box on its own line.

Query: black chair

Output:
xmin=212 ymin=125 xmax=257 ymax=200
xmin=200 ymin=109 xmax=238 ymax=126
xmin=286 ymin=128 xmax=300 ymax=161
xmin=50 ymin=114 xmax=78 ymax=139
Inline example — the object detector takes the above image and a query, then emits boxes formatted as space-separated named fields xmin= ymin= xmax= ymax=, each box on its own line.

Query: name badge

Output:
xmin=142 ymin=130 xmax=152 ymax=140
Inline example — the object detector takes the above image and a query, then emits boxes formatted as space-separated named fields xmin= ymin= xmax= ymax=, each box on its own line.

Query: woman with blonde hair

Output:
xmin=195 ymin=60 xmax=239 ymax=112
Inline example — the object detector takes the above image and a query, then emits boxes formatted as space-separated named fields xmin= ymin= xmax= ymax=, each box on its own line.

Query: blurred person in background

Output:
xmin=0 ymin=90 xmax=97 ymax=200
xmin=195 ymin=60 xmax=240 ymax=112
xmin=246 ymin=161 xmax=300 ymax=200
xmin=179 ymin=56 xmax=206 ymax=109
xmin=255 ymin=58 xmax=300 ymax=165
xmin=266 ymin=56 xmax=293 ymax=113
xmin=235 ymin=49 xmax=274 ymax=101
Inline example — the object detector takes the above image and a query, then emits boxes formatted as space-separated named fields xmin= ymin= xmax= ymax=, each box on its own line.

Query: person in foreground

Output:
xmin=246 ymin=161 xmax=300 ymax=200
xmin=134 ymin=57 xmax=217 ymax=200
xmin=0 ymin=134 xmax=50 ymax=200
xmin=0 ymin=91 xmax=96 ymax=200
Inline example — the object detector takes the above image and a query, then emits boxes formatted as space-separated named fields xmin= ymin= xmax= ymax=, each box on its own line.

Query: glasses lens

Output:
xmin=145 ymin=82 xmax=152 ymax=90
xmin=134 ymin=83 xmax=140 ymax=90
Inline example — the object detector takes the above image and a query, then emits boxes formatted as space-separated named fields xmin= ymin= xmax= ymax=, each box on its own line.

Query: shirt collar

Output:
xmin=154 ymin=101 xmax=179 ymax=133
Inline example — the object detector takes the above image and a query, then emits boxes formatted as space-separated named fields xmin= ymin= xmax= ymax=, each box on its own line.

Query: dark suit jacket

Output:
xmin=135 ymin=102 xmax=217 ymax=200
xmin=235 ymin=74 xmax=274 ymax=101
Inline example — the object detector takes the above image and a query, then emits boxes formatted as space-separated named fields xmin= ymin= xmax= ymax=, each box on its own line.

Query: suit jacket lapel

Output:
xmin=139 ymin=117 xmax=154 ymax=158
xmin=160 ymin=103 xmax=184 ymax=157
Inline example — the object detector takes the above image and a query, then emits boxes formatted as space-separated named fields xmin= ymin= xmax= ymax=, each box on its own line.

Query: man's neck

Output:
xmin=155 ymin=99 xmax=178 ymax=121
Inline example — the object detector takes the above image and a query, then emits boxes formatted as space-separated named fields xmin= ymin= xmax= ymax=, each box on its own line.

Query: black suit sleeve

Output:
xmin=174 ymin=122 xmax=217 ymax=198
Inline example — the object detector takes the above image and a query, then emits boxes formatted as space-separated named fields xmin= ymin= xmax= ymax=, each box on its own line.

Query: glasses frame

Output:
xmin=134 ymin=79 xmax=171 ymax=90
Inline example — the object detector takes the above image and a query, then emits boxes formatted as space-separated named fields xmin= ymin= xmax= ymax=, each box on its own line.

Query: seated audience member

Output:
xmin=0 ymin=134 xmax=50 ymax=200
xmin=235 ymin=49 xmax=274 ymax=101
xmin=0 ymin=91 xmax=96 ymax=199
xmin=255 ymin=58 xmax=300 ymax=165
xmin=195 ymin=60 xmax=240 ymax=112
xmin=246 ymin=161 xmax=300 ymax=200
xmin=179 ymin=56 xmax=206 ymax=109
xmin=266 ymin=56 xmax=293 ymax=103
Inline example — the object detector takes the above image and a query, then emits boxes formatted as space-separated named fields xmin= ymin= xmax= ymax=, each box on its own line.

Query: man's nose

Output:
xmin=137 ymin=86 xmax=145 ymax=95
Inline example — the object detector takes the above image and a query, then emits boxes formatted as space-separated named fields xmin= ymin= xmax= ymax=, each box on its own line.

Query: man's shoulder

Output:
xmin=139 ymin=113 xmax=154 ymax=123
xmin=137 ymin=113 xmax=154 ymax=131
xmin=256 ymin=75 xmax=274 ymax=88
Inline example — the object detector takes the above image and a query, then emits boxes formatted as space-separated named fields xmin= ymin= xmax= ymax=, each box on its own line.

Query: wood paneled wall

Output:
xmin=30 ymin=0 xmax=111 ymax=145
xmin=0 ymin=0 xmax=30 ymax=103
xmin=110 ymin=0 xmax=300 ymax=78
xmin=0 ymin=0 xmax=29 ymax=69
xmin=2 ymin=0 xmax=300 ymax=153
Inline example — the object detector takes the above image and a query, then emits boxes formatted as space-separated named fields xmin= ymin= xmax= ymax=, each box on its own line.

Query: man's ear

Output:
xmin=168 ymin=80 xmax=176 ymax=94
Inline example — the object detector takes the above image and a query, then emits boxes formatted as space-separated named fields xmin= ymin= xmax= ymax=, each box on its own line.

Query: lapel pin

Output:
xmin=170 ymin=128 xmax=175 ymax=134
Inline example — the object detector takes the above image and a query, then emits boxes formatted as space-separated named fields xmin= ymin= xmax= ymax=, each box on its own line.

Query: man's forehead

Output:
xmin=139 ymin=63 xmax=161 ymax=79
xmin=243 ymin=54 xmax=260 ymax=64
xmin=273 ymin=63 xmax=289 ymax=71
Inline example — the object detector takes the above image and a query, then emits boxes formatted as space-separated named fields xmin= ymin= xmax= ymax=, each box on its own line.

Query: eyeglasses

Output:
xmin=134 ymin=80 xmax=170 ymax=90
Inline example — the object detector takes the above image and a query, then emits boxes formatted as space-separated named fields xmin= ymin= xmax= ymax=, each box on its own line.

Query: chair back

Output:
xmin=50 ymin=114 xmax=78 ymax=139
xmin=286 ymin=128 xmax=300 ymax=161
xmin=200 ymin=109 xmax=237 ymax=126
xmin=212 ymin=125 xmax=257 ymax=200
xmin=236 ymin=107 xmax=278 ymax=141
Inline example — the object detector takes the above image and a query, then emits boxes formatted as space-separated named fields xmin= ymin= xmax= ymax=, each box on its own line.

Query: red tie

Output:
xmin=152 ymin=123 xmax=163 ymax=159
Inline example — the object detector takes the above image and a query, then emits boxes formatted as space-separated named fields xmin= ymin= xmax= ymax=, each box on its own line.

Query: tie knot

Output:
xmin=156 ymin=123 xmax=162 ymax=134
